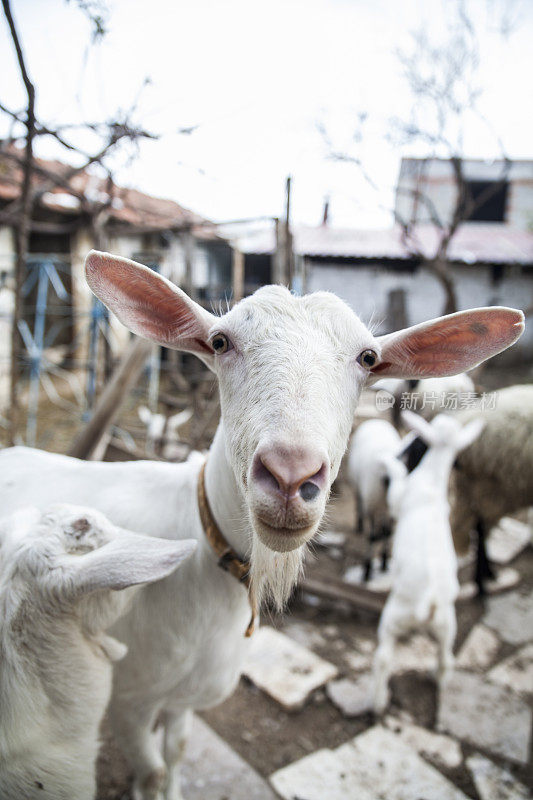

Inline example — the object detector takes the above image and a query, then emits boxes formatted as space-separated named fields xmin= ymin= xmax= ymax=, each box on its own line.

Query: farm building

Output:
xmin=0 ymin=145 xmax=235 ymax=406
xmin=237 ymin=158 xmax=533 ymax=360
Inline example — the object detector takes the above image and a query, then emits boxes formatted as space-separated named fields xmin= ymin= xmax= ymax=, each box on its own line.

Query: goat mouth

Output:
xmin=255 ymin=515 xmax=314 ymax=537
xmin=253 ymin=514 xmax=317 ymax=552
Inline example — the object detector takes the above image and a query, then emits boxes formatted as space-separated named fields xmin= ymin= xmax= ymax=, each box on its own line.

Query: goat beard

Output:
xmin=249 ymin=535 xmax=305 ymax=612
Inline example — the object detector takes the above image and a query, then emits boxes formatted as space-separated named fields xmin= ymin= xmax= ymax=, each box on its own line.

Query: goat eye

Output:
xmin=211 ymin=333 xmax=232 ymax=354
xmin=357 ymin=348 xmax=378 ymax=369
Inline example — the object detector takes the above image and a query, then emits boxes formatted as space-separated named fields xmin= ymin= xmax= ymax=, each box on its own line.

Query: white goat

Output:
xmin=373 ymin=411 xmax=484 ymax=714
xmin=0 ymin=504 xmax=195 ymax=800
xmin=346 ymin=419 xmax=402 ymax=580
xmin=138 ymin=406 xmax=193 ymax=460
xmin=0 ymin=251 xmax=524 ymax=800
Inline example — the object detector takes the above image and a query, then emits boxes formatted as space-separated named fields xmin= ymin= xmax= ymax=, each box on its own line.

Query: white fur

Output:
xmin=138 ymin=406 xmax=193 ymax=460
xmin=372 ymin=412 xmax=484 ymax=714
xmin=346 ymin=419 xmax=402 ymax=577
xmin=0 ymin=252 xmax=524 ymax=800
xmin=0 ymin=505 xmax=195 ymax=800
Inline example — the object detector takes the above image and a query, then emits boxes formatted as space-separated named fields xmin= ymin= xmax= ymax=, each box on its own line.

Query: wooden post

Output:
xmin=273 ymin=217 xmax=285 ymax=285
xmin=284 ymin=176 xmax=293 ymax=287
xmin=232 ymin=246 xmax=244 ymax=303
xmin=272 ymin=177 xmax=294 ymax=287
xmin=181 ymin=226 xmax=195 ymax=299
xmin=69 ymin=337 xmax=151 ymax=460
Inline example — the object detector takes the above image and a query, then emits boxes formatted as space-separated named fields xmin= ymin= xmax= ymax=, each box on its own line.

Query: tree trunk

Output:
xmin=3 ymin=0 xmax=36 ymax=445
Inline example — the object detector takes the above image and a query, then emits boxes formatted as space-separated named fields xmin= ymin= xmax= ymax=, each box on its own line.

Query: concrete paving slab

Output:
xmin=487 ymin=517 xmax=531 ymax=565
xmin=270 ymin=725 xmax=468 ymax=800
xmin=460 ymin=567 xmax=521 ymax=599
xmin=326 ymin=674 xmax=374 ymax=717
xmin=484 ymin=588 xmax=533 ymax=645
xmin=394 ymin=633 xmax=439 ymax=673
xmin=384 ymin=716 xmax=463 ymax=769
xmin=456 ymin=624 xmax=500 ymax=671
xmin=466 ymin=753 xmax=530 ymax=800
xmin=488 ymin=643 xmax=533 ymax=695
xmin=182 ymin=716 xmax=277 ymax=800
xmin=242 ymin=626 xmax=338 ymax=711
xmin=282 ymin=620 xmax=327 ymax=650
xmin=343 ymin=636 xmax=375 ymax=672
xmin=438 ymin=670 xmax=532 ymax=764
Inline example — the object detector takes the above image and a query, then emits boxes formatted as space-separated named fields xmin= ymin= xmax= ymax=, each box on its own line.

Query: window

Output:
xmin=465 ymin=180 xmax=508 ymax=222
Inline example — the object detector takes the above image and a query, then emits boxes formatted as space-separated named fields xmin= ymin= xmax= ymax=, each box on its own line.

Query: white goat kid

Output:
xmin=0 ymin=251 xmax=524 ymax=800
xmin=0 ymin=504 xmax=195 ymax=800
xmin=372 ymin=411 xmax=484 ymax=714
xmin=138 ymin=406 xmax=193 ymax=459
xmin=347 ymin=418 xmax=402 ymax=580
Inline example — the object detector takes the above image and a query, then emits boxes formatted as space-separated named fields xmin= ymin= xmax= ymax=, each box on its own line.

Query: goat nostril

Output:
xmin=299 ymin=481 xmax=320 ymax=502
xmin=256 ymin=456 xmax=282 ymax=493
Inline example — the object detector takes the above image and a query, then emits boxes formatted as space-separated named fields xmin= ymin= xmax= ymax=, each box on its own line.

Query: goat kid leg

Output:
xmin=111 ymin=701 xmax=167 ymax=800
xmin=362 ymin=515 xmax=376 ymax=582
xmin=355 ymin=490 xmax=364 ymax=535
xmin=373 ymin=610 xmax=396 ymax=714
xmin=434 ymin=604 xmax=457 ymax=687
xmin=163 ymin=710 xmax=192 ymax=800
xmin=373 ymin=637 xmax=394 ymax=714
xmin=380 ymin=524 xmax=392 ymax=572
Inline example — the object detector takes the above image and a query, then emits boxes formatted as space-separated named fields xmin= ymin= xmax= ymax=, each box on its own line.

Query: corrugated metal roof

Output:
xmin=239 ymin=223 xmax=533 ymax=265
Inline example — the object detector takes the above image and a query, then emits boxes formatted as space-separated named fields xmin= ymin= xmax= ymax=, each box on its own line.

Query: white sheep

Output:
xmin=0 ymin=504 xmax=195 ymax=800
xmin=138 ymin=406 xmax=193 ymax=460
xmin=346 ymin=419 xmax=402 ymax=580
xmin=0 ymin=251 xmax=524 ymax=800
xmin=373 ymin=411 xmax=484 ymax=714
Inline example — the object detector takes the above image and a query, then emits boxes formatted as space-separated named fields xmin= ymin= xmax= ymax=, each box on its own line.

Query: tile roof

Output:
xmin=0 ymin=145 xmax=214 ymax=235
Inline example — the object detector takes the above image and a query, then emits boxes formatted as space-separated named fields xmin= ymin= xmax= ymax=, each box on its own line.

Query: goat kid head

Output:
xmin=0 ymin=504 xmax=197 ymax=654
xmin=85 ymin=251 xmax=523 ymax=560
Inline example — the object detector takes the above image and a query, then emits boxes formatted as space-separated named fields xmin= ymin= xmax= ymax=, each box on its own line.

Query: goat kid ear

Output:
xmin=62 ymin=534 xmax=197 ymax=597
xmin=401 ymin=409 xmax=437 ymax=445
xmin=457 ymin=418 xmax=485 ymax=451
xmin=371 ymin=307 xmax=524 ymax=379
xmin=85 ymin=251 xmax=217 ymax=367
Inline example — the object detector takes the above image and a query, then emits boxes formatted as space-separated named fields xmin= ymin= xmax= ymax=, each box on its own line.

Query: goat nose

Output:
xmin=252 ymin=446 xmax=328 ymax=502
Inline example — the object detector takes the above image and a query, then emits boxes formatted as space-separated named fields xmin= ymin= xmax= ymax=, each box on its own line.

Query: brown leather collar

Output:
xmin=197 ymin=460 xmax=256 ymax=637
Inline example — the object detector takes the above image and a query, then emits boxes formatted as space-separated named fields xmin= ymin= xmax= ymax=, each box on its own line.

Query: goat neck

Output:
xmin=204 ymin=423 xmax=249 ymax=559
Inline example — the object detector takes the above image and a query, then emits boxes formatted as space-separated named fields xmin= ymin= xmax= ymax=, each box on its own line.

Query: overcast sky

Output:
xmin=1 ymin=0 xmax=532 ymax=228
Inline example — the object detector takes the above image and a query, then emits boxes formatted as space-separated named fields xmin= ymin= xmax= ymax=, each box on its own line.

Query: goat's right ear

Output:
xmin=85 ymin=251 xmax=216 ymax=367
xmin=61 ymin=533 xmax=197 ymax=597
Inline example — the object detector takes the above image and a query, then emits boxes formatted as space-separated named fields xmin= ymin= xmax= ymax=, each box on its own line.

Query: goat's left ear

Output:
xmin=371 ymin=307 xmax=524 ymax=379
xmin=61 ymin=532 xmax=197 ymax=597
xmin=401 ymin=409 xmax=438 ymax=445
xmin=85 ymin=251 xmax=217 ymax=368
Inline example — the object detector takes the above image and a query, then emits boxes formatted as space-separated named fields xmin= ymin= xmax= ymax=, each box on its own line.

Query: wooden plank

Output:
xmin=69 ymin=337 xmax=151 ymax=460
xmin=300 ymin=573 xmax=385 ymax=614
